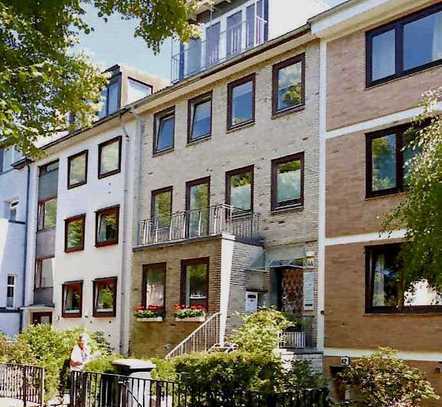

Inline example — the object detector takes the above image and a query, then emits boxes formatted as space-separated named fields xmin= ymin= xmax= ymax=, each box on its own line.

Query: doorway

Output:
xmin=32 ymin=312 xmax=52 ymax=325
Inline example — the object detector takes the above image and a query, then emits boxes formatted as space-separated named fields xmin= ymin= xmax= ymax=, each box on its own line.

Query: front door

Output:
xmin=32 ymin=312 xmax=52 ymax=325
xmin=278 ymin=268 xmax=304 ymax=315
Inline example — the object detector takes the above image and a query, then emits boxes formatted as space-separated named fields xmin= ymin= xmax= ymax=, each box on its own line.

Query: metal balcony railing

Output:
xmin=171 ymin=16 xmax=267 ymax=82
xmin=138 ymin=204 xmax=261 ymax=246
xmin=279 ymin=316 xmax=316 ymax=350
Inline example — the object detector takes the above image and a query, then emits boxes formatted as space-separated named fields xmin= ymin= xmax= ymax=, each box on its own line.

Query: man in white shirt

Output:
xmin=70 ymin=334 xmax=92 ymax=371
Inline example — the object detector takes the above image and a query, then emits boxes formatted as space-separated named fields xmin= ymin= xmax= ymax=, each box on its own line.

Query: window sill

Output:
xmin=272 ymin=105 xmax=305 ymax=120
xmin=65 ymin=247 xmax=84 ymax=254
xmin=153 ymin=148 xmax=174 ymax=158
xmin=271 ymin=205 xmax=304 ymax=215
xmin=226 ymin=120 xmax=255 ymax=134
xmin=364 ymin=309 xmax=442 ymax=316
xmin=186 ymin=136 xmax=211 ymax=147
xmin=68 ymin=181 xmax=87 ymax=190
xmin=95 ymin=240 xmax=119 ymax=248
xmin=365 ymin=190 xmax=405 ymax=201
xmin=93 ymin=312 xmax=116 ymax=318
xmin=98 ymin=169 xmax=121 ymax=180
xmin=62 ymin=313 xmax=82 ymax=319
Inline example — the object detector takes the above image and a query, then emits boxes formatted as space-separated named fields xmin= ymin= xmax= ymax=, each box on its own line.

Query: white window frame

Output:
xmin=6 ymin=274 xmax=16 ymax=309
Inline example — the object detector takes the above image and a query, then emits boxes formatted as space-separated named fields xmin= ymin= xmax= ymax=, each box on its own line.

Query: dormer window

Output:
xmin=98 ymin=76 xmax=121 ymax=119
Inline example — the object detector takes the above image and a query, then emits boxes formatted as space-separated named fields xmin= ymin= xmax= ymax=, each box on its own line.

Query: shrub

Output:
xmin=278 ymin=359 xmax=327 ymax=391
xmin=84 ymin=355 xmax=120 ymax=374
xmin=151 ymin=357 xmax=176 ymax=381
xmin=340 ymin=348 xmax=439 ymax=406
xmin=229 ymin=308 xmax=290 ymax=355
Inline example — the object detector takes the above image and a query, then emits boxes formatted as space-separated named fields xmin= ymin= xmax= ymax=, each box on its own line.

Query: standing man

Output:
xmin=70 ymin=334 xmax=92 ymax=371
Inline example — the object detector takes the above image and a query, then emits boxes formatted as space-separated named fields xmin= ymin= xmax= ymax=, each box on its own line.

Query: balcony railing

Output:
xmin=171 ymin=16 xmax=267 ymax=82
xmin=279 ymin=316 xmax=316 ymax=350
xmin=138 ymin=204 xmax=261 ymax=246
xmin=33 ymin=287 xmax=53 ymax=306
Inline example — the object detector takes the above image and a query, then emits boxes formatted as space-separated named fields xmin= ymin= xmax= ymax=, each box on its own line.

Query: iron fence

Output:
xmin=0 ymin=363 xmax=45 ymax=406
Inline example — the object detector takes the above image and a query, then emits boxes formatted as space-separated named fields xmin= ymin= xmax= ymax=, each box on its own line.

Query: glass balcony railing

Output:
xmin=171 ymin=16 xmax=267 ymax=82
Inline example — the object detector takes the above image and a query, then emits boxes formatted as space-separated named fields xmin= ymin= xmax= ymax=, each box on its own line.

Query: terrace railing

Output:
xmin=138 ymin=204 xmax=261 ymax=247
xmin=279 ymin=316 xmax=316 ymax=350
xmin=0 ymin=364 xmax=45 ymax=406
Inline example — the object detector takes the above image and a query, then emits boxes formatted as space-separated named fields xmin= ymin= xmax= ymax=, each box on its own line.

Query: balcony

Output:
xmin=279 ymin=316 xmax=316 ymax=351
xmin=33 ymin=287 xmax=53 ymax=306
xmin=171 ymin=16 xmax=267 ymax=82
xmin=137 ymin=204 xmax=261 ymax=247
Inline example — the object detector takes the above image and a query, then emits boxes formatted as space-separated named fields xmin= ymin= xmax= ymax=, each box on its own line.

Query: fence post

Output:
xmin=22 ymin=365 xmax=27 ymax=407
xmin=40 ymin=368 xmax=45 ymax=407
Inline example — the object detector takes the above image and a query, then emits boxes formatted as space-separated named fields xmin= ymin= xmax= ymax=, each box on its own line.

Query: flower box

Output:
xmin=134 ymin=304 xmax=164 ymax=321
xmin=175 ymin=316 xmax=206 ymax=322
xmin=137 ymin=316 xmax=164 ymax=322
xmin=174 ymin=304 xmax=206 ymax=321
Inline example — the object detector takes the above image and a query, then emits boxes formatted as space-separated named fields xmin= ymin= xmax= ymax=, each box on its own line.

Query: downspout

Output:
xmin=20 ymin=163 xmax=31 ymax=331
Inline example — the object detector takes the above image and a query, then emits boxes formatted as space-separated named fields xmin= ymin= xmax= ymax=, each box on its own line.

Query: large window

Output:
xmin=98 ymin=77 xmax=121 ymax=119
xmin=62 ymin=281 xmax=83 ymax=318
xmin=151 ymin=187 xmax=173 ymax=228
xmin=181 ymin=258 xmax=209 ymax=309
xmin=93 ymin=277 xmax=117 ymax=317
xmin=65 ymin=215 xmax=85 ymax=253
xmin=153 ymin=108 xmax=175 ymax=154
xmin=98 ymin=137 xmax=122 ymax=179
xmin=272 ymin=55 xmax=305 ymax=115
xmin=96 ymin=206 xmax=119 ymax=247
xmin=35 ymin=258 xmax=54 ymax=290
xmin=366 ymin=125 xmax=417 ymax=197
xmin=6 ymin=275 xmax=15 ymax=309
xmin=226 ymin=166 xmax=254 ymax=213
xmin=271 ymin=153 xmax=304 ymax=211
xmin=186 ymin=177 xmax=210 ymax=238
xmin=37 ymin=198 xmax=57 ymax=231
xmin=68 ymin=151 xmax=88 ymax=189
xmin=142 ymin=263 xmax=166 ymax=313
xmin=367 ymin=3 xmax=442 ymax=86
xmin=366 ymin=244 xmax=442 ymax=313
xmin=188 ymin=93 xmax=212 ymax=143
xmin=227 ymin=75 xmax=255 ymax=130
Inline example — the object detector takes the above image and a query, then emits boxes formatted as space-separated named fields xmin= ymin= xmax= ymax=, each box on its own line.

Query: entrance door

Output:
xmin=278 ymin=268 xmax=304 ymax=315
xmin=32 ymin=312 xmax=52 ymax=325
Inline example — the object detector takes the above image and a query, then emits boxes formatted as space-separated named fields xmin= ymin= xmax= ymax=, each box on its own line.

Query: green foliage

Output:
xmin=384 ymin=87 xmax=442 ymax=294
xmin=230 ymin=308 xmax=291 ymax=355
xmin=0 ymin=0 xmax=199 ymax=156
xmin=340 ymin=348 xmax=439 ymax=406
xmin=151 ymin=357 xmax=177 ymax=381
xmin=279 ymin=360 xmax=327 ymax=391
xmin=84 ymin=354 xmax=120 ymax=374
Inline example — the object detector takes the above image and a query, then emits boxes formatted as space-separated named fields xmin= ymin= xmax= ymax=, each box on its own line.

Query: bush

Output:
xmin=84 ymin=355 xmax=120 ymax=374
xmin=229 ymin=308 xmax=291 ymax=355
xmin=340 ymin=348 xmax=439 ymax=406
xmin=279 ymin=359 xmax=327 ymax=391
xmin=151 ymin=357 xmax=176 ymax=381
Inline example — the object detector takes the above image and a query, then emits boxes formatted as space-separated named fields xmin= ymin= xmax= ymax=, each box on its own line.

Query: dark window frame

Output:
xmin=142 ymin=263 xmax=167 ymax=316
xmin=365 ymin=243 xmax=442 ymax=314
xmin=39 ymin=160 xmax=59 ymax=176
xmin=271 ymin=152 xmax=304 ymax=211
xmin=37 ymin=197 xmax=57 ymax=232
xmin=98 ymin=74 xmax=122 ymax=119
xmin=98 ymin=136 xmax=122 ymax=179
xmin=180 ymin=257 xmax=210 ymax=310
xmin=64 ymin=214 xmax=86 ymax=253
xmin=93 ymin=277 xmax=117 ymax=317
xmin=62 ymin=281 xmax=83 ymax=318
xmin=153 ymin=107 xmax=175 ymax=155
xmin=127 ymin=76 xmax=153 ymax=96
xmin=227 ymin=74 xmax=256 ymax=131
xmin=185 ymin=176 xmax=211 ymax=212
xmin=95 ymin=205 xmax=120 ymax=247
xmin=366 ymin=2 xmax=442 ymax=87
xmin=34 ymin=257 xmax=54 ymax=289
xmin=225 ymin=165 xmax=254 ymax=213
xmin=272 ymin=54 xmax=305 ymax=116
xmin=67 ymin=150 xmax=88 ymax=190
xmin=151 ymin=186 xmax=173 ymax=221
xmin=187 ymin=91 xmax=213 ymax=143
xmin=366 ymin=124 xmax=412 ymax=198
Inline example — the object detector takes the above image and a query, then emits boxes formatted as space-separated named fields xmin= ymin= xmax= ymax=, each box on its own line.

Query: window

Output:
xmin=9 ymin=201 xmax=18 ymax=221
xmin=367 ymin=3 xmax=442 ymax=86
xmin=227 ymin=11 xmax=242 ymax=57
xmin=98 ymin=77 xmax=121 ymax=119
xmin=127 ymin=78 xmax=153 ymax=104
xmin=186 ymin=177 xmax=210 ymax=238
xmin=205 ymin=23 xmax=221 ymax=67
xmin=153 ymin=108 xmax=175 ymax=154
xmin=181 ymin=258 xmax=209 ymax=309
xmin=62 ymin=281 xmax=83 ymax=318
xmin=6 ymin=275 xmax=15 ymax=309
xmin=271 ymin=153 xmax=304 ymax=211
xmin=227 ymin=75 xmax=255 ymax=130
xmin=226 ymin=166 xmax=254 ymax=213
xmin=151 ymin=187 xmax=173 ymax=228
xmin=272 ymin=55 xmax=305 ymax=115
xmin=366 ymin=125 xmax=417 ymax=197
xmin=188 ymin=93 xmax=212 ymax=142
xmin=68 ymin=151 xmax=88 ymax=189
xmin=64 ymin=215 xmax=85 ymax=253
xmin=142 ymin=263 xmax=166 ymax=313
xmin=366 ymin=244 xmax=442 ymax=313
xmin=98 ymin=137 xmax=122 ymax=179
xmin=37 ymin=198 xmax=57 ymax=231
xmin=96 ymin=206 xmax=119 ymax=247
xmin=35 ymin=258 xmax=54 ymax=289
xmin=93 ymin=277 xmax=117 ymax=317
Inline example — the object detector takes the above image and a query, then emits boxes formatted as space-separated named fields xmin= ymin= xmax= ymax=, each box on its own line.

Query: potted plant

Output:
xmin=174 ymin=304 xmax=206 ymax=322
xmin=134 ymin=305 xmax=164 ymax=322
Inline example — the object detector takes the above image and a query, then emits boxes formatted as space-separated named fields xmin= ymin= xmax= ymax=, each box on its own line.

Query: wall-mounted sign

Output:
xmin=303 ymin=272 xmax=314 ymax=311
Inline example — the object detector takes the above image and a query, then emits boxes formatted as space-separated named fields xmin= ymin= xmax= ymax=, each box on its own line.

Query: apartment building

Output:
xmin=311 ymin=0 xmax=442 ymax=400
xmin=20 ymin=65 xmax=167 ymax=351
xmin=127 ymin=0 xmax=328 ymax=361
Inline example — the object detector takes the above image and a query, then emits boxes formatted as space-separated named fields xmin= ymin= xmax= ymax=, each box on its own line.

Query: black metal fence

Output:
xmin=0 ymin=363 xmax=45 ymax=406
xmin=70 ymin=371 xmax=329 ymax=407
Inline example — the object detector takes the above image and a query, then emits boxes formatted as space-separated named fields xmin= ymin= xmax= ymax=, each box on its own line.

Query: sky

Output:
xmin=77 ymin=0 xmax=345 ymax=82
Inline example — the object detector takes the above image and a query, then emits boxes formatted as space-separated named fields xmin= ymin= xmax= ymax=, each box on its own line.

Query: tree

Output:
xmin=340 ymin=348 xmax=438 ymax=406
xmin=384 ymin=87 xmax=442 ymax=296
xmin=0 ymin=0 xmax=200 ymax=157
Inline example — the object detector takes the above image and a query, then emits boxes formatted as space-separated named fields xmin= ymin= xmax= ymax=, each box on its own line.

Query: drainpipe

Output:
xmin=19 ymin=163 xmax=31 ymax=331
